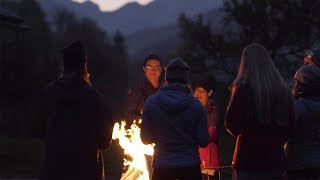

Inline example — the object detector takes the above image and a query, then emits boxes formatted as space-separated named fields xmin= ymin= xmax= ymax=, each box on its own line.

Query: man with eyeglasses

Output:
xmin=123 ymin=54 xmax=163 ymax=125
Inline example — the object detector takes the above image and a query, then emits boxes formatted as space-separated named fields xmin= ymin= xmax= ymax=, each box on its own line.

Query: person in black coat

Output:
xmin=122 ymin=54 xmax=163 ymax=124
xmin=40 ymin=41 xmax=113 ymax=180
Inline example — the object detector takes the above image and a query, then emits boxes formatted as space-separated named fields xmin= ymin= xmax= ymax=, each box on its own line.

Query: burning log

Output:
xmin=120 ymin=167 xmax=143 ymax=180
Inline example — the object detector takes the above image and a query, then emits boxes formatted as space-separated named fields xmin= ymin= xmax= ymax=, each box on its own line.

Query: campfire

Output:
xmin=112 ymin=119 xmax=155 ymax=180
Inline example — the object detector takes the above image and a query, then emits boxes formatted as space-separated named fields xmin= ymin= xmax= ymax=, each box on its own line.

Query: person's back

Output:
xmin=226 ymin=84 xmax=294 ymax=171
xmin=40 ymin=42 xmax=112 ymax=180
xmin=286 ymin=64 xmax=320 ymax=179
xmin=143 ymin=84 xmax=208 ymax=167
xmin=225 ymin=44 xmax=296 ymax=180
xmin=141 ymin=58 xmax=209 ymax=180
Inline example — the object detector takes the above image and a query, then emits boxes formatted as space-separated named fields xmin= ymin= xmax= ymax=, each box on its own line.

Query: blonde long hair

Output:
xmin=233 ymin=43 xmax=292 ymax=126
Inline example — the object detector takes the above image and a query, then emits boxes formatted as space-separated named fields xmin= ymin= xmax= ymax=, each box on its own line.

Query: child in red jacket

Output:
xmin=194 ymin=76 xmax=221 ymax=180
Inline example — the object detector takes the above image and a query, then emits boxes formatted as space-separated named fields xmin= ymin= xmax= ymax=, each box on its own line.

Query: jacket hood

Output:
xmin=154 ymin=84 xmax=194 ymax=113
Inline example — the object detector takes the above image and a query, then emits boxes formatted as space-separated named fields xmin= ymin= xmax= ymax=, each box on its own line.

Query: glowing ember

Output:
xmin=112 ymin=119 xmax=155 ymax=180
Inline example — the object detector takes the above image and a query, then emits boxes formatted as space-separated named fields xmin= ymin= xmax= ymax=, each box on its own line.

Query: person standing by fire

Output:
xmin=193 ymin=76 xmax=221 ymax=180
xmin=40 ymin=41 xmax=113 ymax=180
xmin=285 ymin=64 xmax=320 ymax=179
xmin=123 ymin=54 xmax=163 ymax=124
xmin=141 ymin=58 xmax=209 ymax=180
xmin=225 ymin=43 xmax=296 ymax=180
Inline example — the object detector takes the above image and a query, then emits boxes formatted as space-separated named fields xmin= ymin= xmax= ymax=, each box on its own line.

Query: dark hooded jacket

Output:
xmin=141 ymin=84 xmax=209 ymax=168
xmin=286 ymin=97 xmax=320 ymax=170
xmin=40 ymin=74 xmax=113 ymax=180
xmin=123 ymin=79 xmax=159 ymax=124
xmin=286 ymin=64 xmax=320 ymax=170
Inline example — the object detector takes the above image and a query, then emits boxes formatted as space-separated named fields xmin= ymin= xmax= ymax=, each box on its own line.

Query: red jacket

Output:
xmin=225 ymin=85 xmax=296 ymax=172
xmin=199 ymin=102 xmax=221 ymax=170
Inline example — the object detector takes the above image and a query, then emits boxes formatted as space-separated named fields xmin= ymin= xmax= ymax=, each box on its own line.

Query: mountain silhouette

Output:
xmin=36 ymin=0 xmax=223 ymax=58
xmin=36 ymin=0 xmax=222 ymax=35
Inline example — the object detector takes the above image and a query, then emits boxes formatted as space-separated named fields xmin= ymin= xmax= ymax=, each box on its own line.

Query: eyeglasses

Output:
xmin=145 ymin=65 xmax=162 ymax=71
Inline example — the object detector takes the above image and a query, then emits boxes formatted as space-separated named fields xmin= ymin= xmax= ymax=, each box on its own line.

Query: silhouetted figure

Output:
xmin=123 ymin=54 xmax=162 ymax=124
xmin=225 ymin=44 xmax=296 ymax=180
xmin=141 ymin=58 xmax=209 ymax=180
xmin=194 ymin=76 xmax=220 ymax=180
xmin=286 ymin=64 xmax=320 ymax=179
xmin=40 ymin=41 xmax=113 ymax=180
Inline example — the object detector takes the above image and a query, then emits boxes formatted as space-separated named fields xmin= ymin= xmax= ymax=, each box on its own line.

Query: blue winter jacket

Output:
xmin=286 ymin=96 xmax=320 ymax=170
xmin=141 ymin=84 xmax=209 ymax=168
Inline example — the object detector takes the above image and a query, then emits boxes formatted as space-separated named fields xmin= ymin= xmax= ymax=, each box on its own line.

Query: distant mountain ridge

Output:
xmin=35 ymin=0 xmax=224 ymax=58
xmin=36 ymin=0 xmax=223 ymax=35
xmin=126 ymin=7 xmax=224 ymax=59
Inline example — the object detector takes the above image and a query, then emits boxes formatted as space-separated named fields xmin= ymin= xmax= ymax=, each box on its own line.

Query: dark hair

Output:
xmin=232 ymin=43 xmax=292 ymax=127
xmin=143 ymin=54 xmax=161 ymax=67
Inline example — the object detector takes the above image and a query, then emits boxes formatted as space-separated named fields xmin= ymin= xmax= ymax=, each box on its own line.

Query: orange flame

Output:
xmin=112 ymin=120 xmax=155 ymax=180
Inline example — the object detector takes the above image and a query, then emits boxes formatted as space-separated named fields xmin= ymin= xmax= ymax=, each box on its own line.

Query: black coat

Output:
xmin=40 ymin=74 xmax=113 ymax=180
xmin=122 ymin=79 xmax=159 ymax=124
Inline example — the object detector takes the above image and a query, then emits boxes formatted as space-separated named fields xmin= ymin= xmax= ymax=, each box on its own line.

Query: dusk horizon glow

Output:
xmin=72 ymin=0 xmax=154 ymax=12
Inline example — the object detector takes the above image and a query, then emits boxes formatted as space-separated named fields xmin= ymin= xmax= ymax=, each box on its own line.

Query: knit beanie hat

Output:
xmin=196 ymin=76 xmax=217 ymax=97
xmin=304 ymin=47 xmax=320 ymax=67
xmin=61 ymin=41 xmax=87 ymax=72
xmin=165 ymin=58 xmax=190 ymax=84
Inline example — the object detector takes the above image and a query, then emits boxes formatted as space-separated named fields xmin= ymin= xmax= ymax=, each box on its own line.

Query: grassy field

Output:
xmin=0 ymin=137 xmax=43 ymax=179
xmin=0 ymin=128 xmax=236 ymax=180
xmin=0 ymin=115 xmax=237 ymax=179
xmin=0 ymin=137 xmax=124 ymax=179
